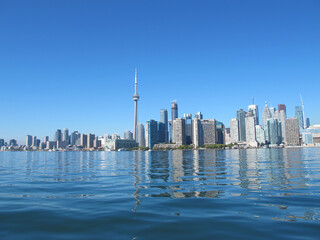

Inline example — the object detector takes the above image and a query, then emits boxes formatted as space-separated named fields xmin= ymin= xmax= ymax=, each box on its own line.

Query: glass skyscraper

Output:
xmin=295 ymin=106 xmax=304 ymax=130
xmin=237 ymin=109 xmax=246 ymax=141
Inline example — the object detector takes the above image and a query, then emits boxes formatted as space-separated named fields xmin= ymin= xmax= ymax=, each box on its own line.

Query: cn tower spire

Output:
xmin=133 ymin=68 xmax=140 ymax=140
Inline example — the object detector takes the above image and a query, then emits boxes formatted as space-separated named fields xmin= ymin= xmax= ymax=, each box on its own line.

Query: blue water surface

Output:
xmin=0 ymin=148 xmax=319 ymax=239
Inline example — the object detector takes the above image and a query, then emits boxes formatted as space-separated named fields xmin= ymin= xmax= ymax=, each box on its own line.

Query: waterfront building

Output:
xmin=39 ymin=142 xmax=46 ymax=150
xmin=160 ymin=109 xmax=169 ymax=143
xmin=237 ymin=109 xmax=246 ymax=141
xmin=255 ymin=125 xmax=265 ymax=145
xmin=145 ymin=120 xmax=158 ymax=149
xmin=230 ymin=118 xmax=239 ymax=143
xmin=183 ymin=114 xmax=193 ymax=144
xmin=248 ymin=104 xmax=259 ymax=125
xmin=46 ymin=141 xmax=57 ymax=150
xmin=262 ymin=102 xmax=272 ymax=127
xmin=26 ymin=135 xmax=32 ymax=147
xmin=193 ymin=119 xmax=216 ymax=147
xmin=216 ymin=121 xmax=225 ymax=144
xmin=80 ymin=134 xmax=87 ymax=148
xmin=62 ymin=128 xmax=69 ymax=145
xmin=306 ymin=118 xmax=310 ymax=128
xmin=170 ymin=101 xmax=178 ymax=143
xmin=285 ymin=118 xmax=300 ymax=146
xmin=70 ymin=131 xmax=79 ymax=146
xmin=43 ymin=136 xmax=49 ymax=143
xmin=265 ymin=118 xmax=281 ymax=145
xmin=9 ymin=139 xmax=17 ymax=147
xmin=172 ymin=118 xmax=186 ymax=145
xmin=93 ymin=137 xmax=100 ymax=148
xmin=55 ymin=129 xmax=62 ymax=141
xmin=245 ymin=112 xmax=257 ymax=147
xmin=269 ymin=107 xmax=276 ymax=118
xmin=124 ymin=130 xmax=134 ymax=140
xmin=158 ymin=122 xmax=166 ymax=143
xmin=278 ymin=110 xmax=287 ymax=143
xmin=105 ymin=139 xmax=138 ymax=151
xmin=224 ymin=128 xmax=231 ymax=145
xmin=192 ymin=118 xmax=202 ymax=147
xmin=0 ymin=139 xmax=4 ymax=147
xmin=295 ymin=106 xmax=304 ymax=130
xmin=136 ymin=123 xmax=145 ymax=147
xmin=302 ymin=132 xmax=313 ymax=145
xmin=112 ymin=134 xmax=121 ymax=140
xmin=278 ymin=104 xmax=286 ymax=115
xmin=133 ymin=69 xmax=140 ymax=141
xmin=195 ymin=112 xmax=203 ymax=119
xmin=32 ymin=136 xmax=37 ymax=147
xmin=87 ymin=134 xmax=95 ymax=148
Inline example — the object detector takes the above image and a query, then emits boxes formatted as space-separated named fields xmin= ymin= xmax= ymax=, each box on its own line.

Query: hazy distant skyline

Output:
xmin=1 ymin=0 xmax=320 ymax=144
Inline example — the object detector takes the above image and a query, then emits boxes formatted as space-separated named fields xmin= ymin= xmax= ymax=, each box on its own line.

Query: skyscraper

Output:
xmin=145 ymin=120 xmax=158 ymax=149
xmin=26 ymin=135 xmax=32 ymax=147
xmin=183 ymin=113 xmax=193 ymax=144
xmin=285 ymin=118 xmax=300 ymax=146
xmin=43 ymin=136 xmax=49 ymax=143
xmin=306 ymin=118 xmax=310 ymax=128
xmin=230 ymin=118 xmax=239 ymax=143
xmin=160 ymin=109 xmax=169 ymax=143
xmin=136 ymin=123 xmax=145 ymax=147
xmin=265 ymin=118 xmax=281 ymax=145
xmin=124 ymin=130 xmax=133 ymax=140
xmin=195 ymin=112 xmax=203 ymax=119
xmin=237 ymin=109 xmax=246 ymax=141
xmin=80 ymin=134 xmax=87 ymax=148
xmin=262 ymin=102 xmax=272 ymax=127
xmin=172 ymin=118 xmax=186 ymax=145
xmin=245 ymin=112 xmax=257 ymax=146
xmin=248 ymin=104 xmax=259 ymax=125
xmin=279 ymin=110 xmax=287 ymax=143
xmin=171 ymin=101 xmax=178 ymax=121
xmin=55 ymin=129 xmax=62 ymax=142
xmin=133 ymin=69 xmax=140 ymax=141
xmin=62 ymin=128 xmax=69 ymax=145
xmin=295 ymin=106 xmax=304 ymax=130
xmin=87 ymin=133 xmax=95 ymax=148
xmin=32 ymin=136 xmax=37 ymax=147
xmin=278 ymin=104 xmax=286 ymax=115
xmin=193 ymin=119 xmax=216 ymax=147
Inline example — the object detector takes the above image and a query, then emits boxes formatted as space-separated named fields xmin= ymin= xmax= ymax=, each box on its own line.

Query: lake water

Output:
xmin=0 ymin=148 xmax=319 ymax=239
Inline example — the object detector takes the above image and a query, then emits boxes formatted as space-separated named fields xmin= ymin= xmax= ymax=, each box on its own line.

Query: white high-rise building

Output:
xmin=255 ymin=125 xmax=265 ymax=144
xmin=262 ymin=101 xmax=272 ymax=127
xmin=172 ymin=118 xmax=186 ymax=145
xmin=136 ymin=123 xmax=145 ymax=147
xmin=245 ymin=112 xmax=257 ymax=147
xmin=248 ymin=104 xmax=259 ymax=125
xmin=124 ymin=130 xmax=133 ymax=140
xmin=278 ymin=110 xmax=287 ymax=143
xmin=230 ymin=118 xmax=239 ymax=143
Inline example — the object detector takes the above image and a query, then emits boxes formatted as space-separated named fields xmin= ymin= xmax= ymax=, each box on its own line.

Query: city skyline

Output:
xmin=1 ymin=1 xmax=320 ymax=143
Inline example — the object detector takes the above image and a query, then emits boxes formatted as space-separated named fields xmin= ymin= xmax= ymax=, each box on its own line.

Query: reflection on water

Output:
xmin=0 ymin=148 xmax=320 ymax=239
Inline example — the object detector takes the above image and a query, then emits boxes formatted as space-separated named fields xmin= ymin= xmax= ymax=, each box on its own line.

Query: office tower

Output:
xmin=55 ymin=129 xmax=62 ymax=141
xmin=62 ymin=128 xmax=69 ymax=145
xmin=43 ymin=136 xmax=49 ymax=143
xmin=295 ymin=106 xmax=304 ymax=130
xmin=158 ymin=122 xmax=166 ymax=143
xmin=269 ymin=107 xmax=276 ymax=118
xmin=278 ymin=110 xmax=287 ymax=143
xmin=124 ymin=130 xmax=134 ymax=140
xmin=278 ymin=104 xmax=286 ymax=115
xmin=265 ymin=118 xmax=281 ymax=145
xmin=224 ymin=128 xmax=231 ymax=144
xmin=94 ymin=137 xmax=100 ymax=148
xmin=230 ymin=118 xmax=239 ymax=143
xmin=26 ymin=135 xmax=32 ymax=147
xmin=70 ymin=131 xmax=79 ymax=146
xmin=245 ymin=112 xmax=256 ymax=144
xmin=306 ymin=118 xmax=310 ymax=128
xmin=32 ymin=136 xmax=37 ymax=146
xmin=132 ymin=69 xmax=140 ymax=140
xmin=195 ymin=112 xmax=203 ymax=119
xmin=216 ymin=121 xmax=225 ymax=144
xmin=112 ymin=134 xmax=121 ymax=139
xmin=183 ymin=114 xmax=193 ymax=144
xmin=171 ymin=101 xmax=178 ymax=121
xmin=274 ymin=110 xmax=279 ymax=120
xmin=262 ymin=102 xmax=272 ymax=126
xmin=136 ymin=123 xmax=145 ymax=147
xmin=285 ymin=118 xmax=300 ymax=146
xmin=87 ymin=134 xmax=95 ymax=148
xmin=0 ymin=139 xmax=4 ymax=147
xmin=193 ymin=119 xmax=217 ymax=147
xmin=172 ymin=118 xmax=186 ymax=145
xmin=80 ymin=134 xmax=87 ymax=148
xmin=36 ymin=139 xmax=40 ymax=147
xmin=237 ymin=109 xmax=246 ymax=141
xmin=255 ymin=125 xmax=265 ymax=144
xmin=145 ymin=120 xmax=158 ymax=149
xmin=248 ymin=104 xmax=259 ymax=125
xmin=160 ymin=109 xmax=169 ymax=143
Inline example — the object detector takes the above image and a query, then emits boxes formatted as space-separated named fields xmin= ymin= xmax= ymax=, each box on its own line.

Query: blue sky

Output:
xmin=0 ymin=0 xmax=319 ymax=144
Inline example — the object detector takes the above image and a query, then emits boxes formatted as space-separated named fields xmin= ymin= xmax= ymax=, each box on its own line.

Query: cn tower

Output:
xmin=133 ymin=69 xmax=139 ymax=140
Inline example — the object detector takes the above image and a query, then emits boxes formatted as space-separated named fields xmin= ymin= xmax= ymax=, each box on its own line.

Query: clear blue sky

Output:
xmin=0 ymin=0 xmax=319 ymax=144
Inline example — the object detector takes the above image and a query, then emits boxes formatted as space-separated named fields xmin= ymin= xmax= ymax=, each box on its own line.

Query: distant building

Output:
xmin=306 ymin=118 xmax=310 ymax=128
xmin=112 ymin=134 xmax=121 ymax=140
xmin=278 ymin=110 xmax=287 ymax=143
xmin=248 ymin=104 xmax=259 ymax=125
xmin=237 ymin=109 xmax=246 ymax=141
xmin=278 ymin=104 xmax=286 ymax=115
xmin=105 ymin=139 xmax=138 ymax=151
xmin=230 ymin=118 xmax=239 ymax=143
xmin=285 ymin=118 xmax=300 ymax=146
xmin=80 ymin=134 xmax=87 ymax=148
xmin=172 ymin=118 xmax=186 ymax=145
xmin=87 ymin=133 xmax=95 ymax=148
xmin=193 ymin=119 xmax=216 ymax=147
xmin=262 ymin=102 xmax=272 ymax=127
xmin=43 ymin=136 xmax=49 ymax=143
xmin=265 ymin=118 xmax=281 ymax=145
xmin=245 ymin=112 xmax=257 ymax=147
xmin=183 ymin=114 xmax=193 ymax=144
xmin=62 ymin=128 xmax=69 ymax=145
xmin=124 ymin=130 xmax=133 ymax=140
xmin=255 ymin=125 xmax=265 ymax=145
xmin=170 ymin=101 xmax=178 ymax=142
xmin=26 ymin=135 xmax=32 ymax=147
xmin=136 ymin=123 xmax=145 ymax=147
xmin=46 ymin=141 xmax=57 ymax=150
xmin=0 ymin=139 xmax=4 ymax=147
xmin=145 ymin=120 xmax=158 ymax=149
xmin=216 ymin=121 xmax=225 ymax=145
xmin=195 ymin=112 xmax=203 ymax=119
xmin=55 ymin=129 xmax=62 ymax=141
xmin=295 ymin=106 xmax=304 ymax=130
xmin=9 ymin=139 xmax=17 ymax=147
xmin=160 ymin=109 xmax=169 ymax=143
